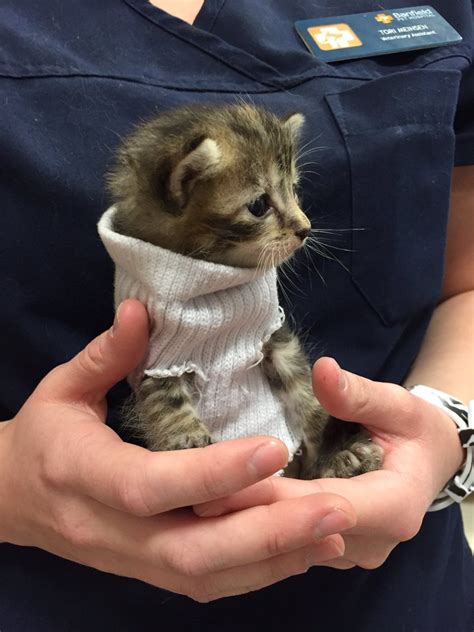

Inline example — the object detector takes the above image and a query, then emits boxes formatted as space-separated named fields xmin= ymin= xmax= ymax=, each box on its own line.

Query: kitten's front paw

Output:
xmin=319 ymin=439 xmax=383 ymax=479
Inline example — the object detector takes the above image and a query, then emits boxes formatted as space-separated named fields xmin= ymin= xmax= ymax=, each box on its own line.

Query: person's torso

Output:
xmin=0 ymin=2 xmax=472 ymax=630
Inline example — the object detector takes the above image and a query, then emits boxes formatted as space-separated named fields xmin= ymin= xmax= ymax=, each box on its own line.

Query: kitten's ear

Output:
xmin=283 ymin=113 xmax=305 ymax=143
xmin=169 ymin=136 xmax=222 ymax=208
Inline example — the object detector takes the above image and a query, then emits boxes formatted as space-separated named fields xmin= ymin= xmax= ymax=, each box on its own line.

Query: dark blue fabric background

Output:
xmin=0 ymin=1 xmax=473 ymax=630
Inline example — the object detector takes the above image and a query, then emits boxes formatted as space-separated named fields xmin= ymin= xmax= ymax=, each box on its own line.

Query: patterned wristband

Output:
xmin=407 ymin=385 xmax=474 ymax=512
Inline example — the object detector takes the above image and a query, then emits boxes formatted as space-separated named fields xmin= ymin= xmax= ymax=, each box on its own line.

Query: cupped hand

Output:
xmin=0 ymin=304 xmax=356 ymax=601
xmin=195 ymin=357 xmax=465 ymax=571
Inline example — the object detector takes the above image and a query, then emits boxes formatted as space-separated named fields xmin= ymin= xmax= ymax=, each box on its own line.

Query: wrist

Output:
xmin=407 ymin=385 xmax=474 ymax=510
xmin=440 ymin=406 xmax=466 ymax=477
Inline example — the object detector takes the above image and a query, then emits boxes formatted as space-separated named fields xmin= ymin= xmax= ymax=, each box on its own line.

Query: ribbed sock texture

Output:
xmin=98 ymin=206 xmax=303 ymax=459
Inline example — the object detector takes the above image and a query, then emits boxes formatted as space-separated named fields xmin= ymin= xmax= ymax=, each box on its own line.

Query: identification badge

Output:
xmin=295 ymin=5 xmax=462 ymax=63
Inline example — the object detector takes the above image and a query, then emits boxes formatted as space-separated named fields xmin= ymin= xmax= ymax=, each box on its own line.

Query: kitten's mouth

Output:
xmin=269 ymin=238 xmax=304 ymax=266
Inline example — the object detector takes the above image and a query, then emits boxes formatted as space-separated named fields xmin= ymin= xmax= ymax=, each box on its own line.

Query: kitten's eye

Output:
xmin=247 ymin=194 xmax=272 ymax=218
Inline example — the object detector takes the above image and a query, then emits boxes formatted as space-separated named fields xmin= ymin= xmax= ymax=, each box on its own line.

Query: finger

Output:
xmin=56 ymin=430 xmax=293 ymax=515
xmin=321 ymin=534 xmax=397 ymax=570
xmin=195 ymin=476 xmax=317 ymax=517
xmin=178 ymin=539 xmax=345 ymax=602
xmin=197 ymin=473 xmax=423 ymax=541
xmin=321 ymin=559 xmax=356 ymax=570
xmin=42 ymin=493 xmax=346 ymax=601
xmin=312 ymin=357 xmax=420 ymax=436
xmin=337 ymin=534 xmax=397 ymax=570
xmin=39 ymin=299 xmax=149 ymax=405
xmin=198 ymin=475 xmax=395 ymax=529
xmin=154 ymin=494 xmax=355 ymax=576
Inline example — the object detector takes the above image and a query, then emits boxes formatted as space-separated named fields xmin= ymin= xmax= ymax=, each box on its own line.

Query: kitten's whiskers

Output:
xmin=305 ymin=234 xmax=350 ymax=273
xmin=255 ymin=242 xmax=274 ymax=275
xmin=276 ymin=242 xmax=307 ymax=301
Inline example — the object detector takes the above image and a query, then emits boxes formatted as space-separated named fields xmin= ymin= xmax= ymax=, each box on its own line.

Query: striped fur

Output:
xmin=129 ymin=375 xmax=212 ymax=451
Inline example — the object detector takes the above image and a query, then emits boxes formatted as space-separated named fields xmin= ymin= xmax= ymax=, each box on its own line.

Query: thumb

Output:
xmin=312 ymin=357 xmax=416 ymax=435
xmin=39 ymin=299 xmax=149 ymax=404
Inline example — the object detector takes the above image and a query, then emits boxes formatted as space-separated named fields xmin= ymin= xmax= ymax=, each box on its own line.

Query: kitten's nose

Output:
xmin=295 ymin=227 xmax=310 ymax=241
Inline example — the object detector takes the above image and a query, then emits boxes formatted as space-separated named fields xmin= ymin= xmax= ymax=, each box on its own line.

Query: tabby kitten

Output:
xmin=104 ymin=103 xmax=383 ymax=479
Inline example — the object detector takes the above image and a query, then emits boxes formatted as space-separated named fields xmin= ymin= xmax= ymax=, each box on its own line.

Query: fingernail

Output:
xmin=330 ymin=539 xmax=345 ymax=558
xmin=315 ymin=509 xmax=354 ymax=539
xmin=324 ymin=537 xmax=345 ymax=559
xmin=113 ymin=303 xmax=123 ymax=333
xmin=307 ymin=537 xmax=344 ymax=567
xmin=338 ymin=366 xmax=348 ymax=391
xmin=327 ymin=358 xmax=347 ymax=391
xmin=248 ymin=440 xmax=288 ymax=477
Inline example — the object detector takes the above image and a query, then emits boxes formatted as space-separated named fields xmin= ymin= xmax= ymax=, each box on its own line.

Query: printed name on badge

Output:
xmin=295 ymin=5 xmax=462 ymax=62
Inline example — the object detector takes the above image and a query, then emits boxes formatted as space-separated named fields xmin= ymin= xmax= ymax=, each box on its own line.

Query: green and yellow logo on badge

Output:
xmin=375 ymin=13 xmax=395 ymax=24
xmin=308 ymin=23 xmax=363 ymax=50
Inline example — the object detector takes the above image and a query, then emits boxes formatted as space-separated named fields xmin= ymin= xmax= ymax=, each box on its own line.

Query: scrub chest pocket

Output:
xmin=326 ymin=68 xmax=461 ymax=326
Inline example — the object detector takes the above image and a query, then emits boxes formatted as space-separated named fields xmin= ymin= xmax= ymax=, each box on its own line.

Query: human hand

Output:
xmin=195 ymin=357 xmax=465 ymax=570
xmin=0 ymin=305 xmax=356 ymax=601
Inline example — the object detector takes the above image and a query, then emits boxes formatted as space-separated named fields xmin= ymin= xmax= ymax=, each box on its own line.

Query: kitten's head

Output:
xmin=108 ymin=104 xmax=310 ymax=269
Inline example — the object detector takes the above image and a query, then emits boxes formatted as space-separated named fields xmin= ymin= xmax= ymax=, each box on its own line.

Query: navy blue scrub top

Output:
xmin=1 ymin=1 xmax=473 ymax=630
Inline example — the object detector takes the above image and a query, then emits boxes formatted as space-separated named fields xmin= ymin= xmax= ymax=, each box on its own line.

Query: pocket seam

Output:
xmin=325 ymin=71 xmax=460 ymax=326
